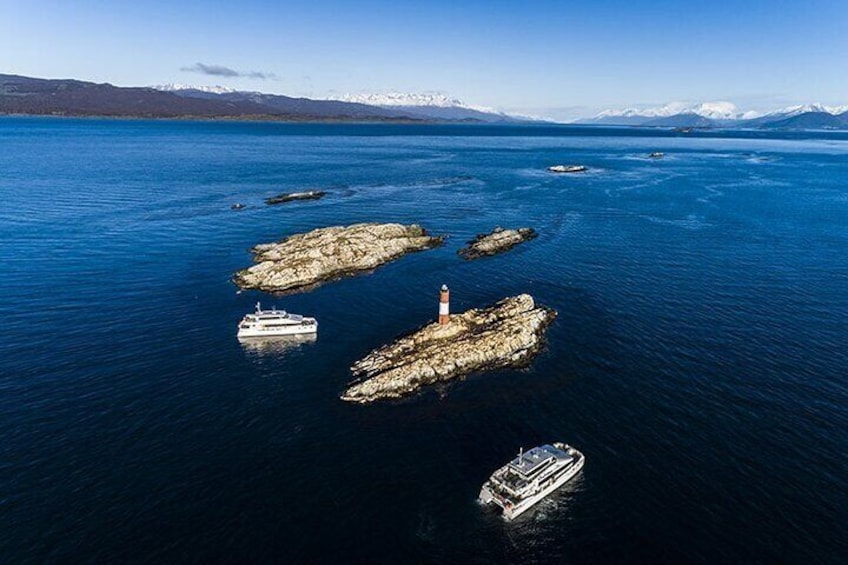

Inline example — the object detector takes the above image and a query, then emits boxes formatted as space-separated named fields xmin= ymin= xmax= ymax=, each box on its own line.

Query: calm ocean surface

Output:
xmin=1 ymin=118 xmax=847 ymax=563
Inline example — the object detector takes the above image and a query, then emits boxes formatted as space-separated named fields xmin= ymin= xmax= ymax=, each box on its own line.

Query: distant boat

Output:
xmin=548 ymin=165 xmax=587 ymax=173
xmin=237 ymin=302 xmax=318 ymax=338
xmin=231 ymin=203 xmax=246 ymax=210
xmin=648 ymin=152 xmax=664 ymax=159
xmin=478 ymin=442 xmax=584 ymax=521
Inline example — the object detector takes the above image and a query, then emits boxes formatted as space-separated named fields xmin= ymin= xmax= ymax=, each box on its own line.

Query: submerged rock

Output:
xmin=233 ymin=222 xmax=444 ymax=293
xmin=458 ymin=227 xmax=537 ymax=260
xmin=265 ymin=190 xmax=326 ymax=205
xmin=342 ymin=294 xmax=556 ymax=404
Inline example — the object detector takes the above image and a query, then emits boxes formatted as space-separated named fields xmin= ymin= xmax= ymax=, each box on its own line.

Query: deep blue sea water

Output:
xmin=1 ymin=118 xmax=847 ymax=563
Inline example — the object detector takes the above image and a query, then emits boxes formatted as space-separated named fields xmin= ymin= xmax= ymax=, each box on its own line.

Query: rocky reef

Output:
xmin=233 ymin=222 xmax=444 ymax=293
xmin=265 ymin=190 xmax=326 ymax=205
xmin=341 ymin=294 xmax=556 ymax=403
xmin=458 ymin=227 xmax=537 ymax=260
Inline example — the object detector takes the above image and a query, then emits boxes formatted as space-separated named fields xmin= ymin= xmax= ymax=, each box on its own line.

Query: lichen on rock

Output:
xmin=342 ymin=294 xmax=556 ymax=403
xmin=458 ymin=227 xmax=537 ymax=260
xmin=233 ymin=222 xmax=444 ymax=293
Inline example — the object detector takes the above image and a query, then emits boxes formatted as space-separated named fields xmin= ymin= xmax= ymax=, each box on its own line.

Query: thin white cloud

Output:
xmin=181 ymin=63 xmax=275 ymax=80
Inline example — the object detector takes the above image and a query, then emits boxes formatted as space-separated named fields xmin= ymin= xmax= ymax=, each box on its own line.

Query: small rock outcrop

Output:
xmin=342 ymin=294 xmax=556 ymax=403
xmin=233 ymin=222 xmax=444 ymax=293
xmin=265 ymin=191 xmax=326 ymax=205
xmin=458 ymin=227 xmax=537 ymax=260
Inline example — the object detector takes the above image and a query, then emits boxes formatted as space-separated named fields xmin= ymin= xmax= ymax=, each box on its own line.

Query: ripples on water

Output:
xmin=1 ymin=119 xmax=847 ymax=562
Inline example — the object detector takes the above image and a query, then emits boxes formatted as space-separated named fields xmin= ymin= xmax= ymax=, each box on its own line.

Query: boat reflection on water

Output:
xmin=238 ymin=333 xmax=317 ymax=357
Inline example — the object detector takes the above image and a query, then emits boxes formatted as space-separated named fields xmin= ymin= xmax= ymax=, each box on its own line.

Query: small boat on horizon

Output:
xmin=648 ymin=152 xmax=664 ymax=159
xmin=548 ymin=165 xmax=587 ymax=173
xmin=237 ymin=302 xmax=318 ymax=338
xmin=478 ymin=442 xmax=584 ymax=521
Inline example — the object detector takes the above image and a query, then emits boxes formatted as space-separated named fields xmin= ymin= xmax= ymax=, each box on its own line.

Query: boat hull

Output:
xmin=236 ymin=324 xmax=318 ymax=338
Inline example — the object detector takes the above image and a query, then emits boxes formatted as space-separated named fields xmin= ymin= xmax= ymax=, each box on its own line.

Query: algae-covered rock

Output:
xmin=234 ymin=222 xmax=444 ymax=293
xmin=458 ymin=227 xmax=537 ymax=260
xmin=265 ymin=191 xmax=326 ymax=205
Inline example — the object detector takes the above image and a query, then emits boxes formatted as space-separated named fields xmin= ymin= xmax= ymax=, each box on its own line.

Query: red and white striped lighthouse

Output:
xmin=438 ymin=284 xmax=450 ymax=325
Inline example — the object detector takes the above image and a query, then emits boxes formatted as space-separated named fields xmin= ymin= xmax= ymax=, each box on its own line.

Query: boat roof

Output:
xmin=244 ymin=303 xmax=312 ymax=323
xmin=247 ymin=312 xmax=305 ymax=321
xmin=509 ymin=444 xmax=571 ymax=475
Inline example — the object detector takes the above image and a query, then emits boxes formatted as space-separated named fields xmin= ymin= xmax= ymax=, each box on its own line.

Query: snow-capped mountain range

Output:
xmin=152 ymin=86 xmax=494 ymax=111
xmin=587 ymin=100 xmax=848 ymax=126
xmin=5 ymin=74 xmax=848 ymax=128
xmin=329 ymin=92 xmax=524 ymax=122
xmin=152 ymin=83 xmax=237 ymax=95
xmin=145 ymin=84 xmax=523 ymax=122
xmin=333 ymin=92 xmax=496 ymax=113
xmin=596 ymin=101 xmax=761 ymax=120
xmin=767 ymin=103 xmax=848 ymax=117
xmin=146 ymin=84 xmax=848 ymax=127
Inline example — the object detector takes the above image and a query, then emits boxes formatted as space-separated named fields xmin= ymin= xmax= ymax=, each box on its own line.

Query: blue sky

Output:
xmin=2 ymin=0 xmax=846 ymax=118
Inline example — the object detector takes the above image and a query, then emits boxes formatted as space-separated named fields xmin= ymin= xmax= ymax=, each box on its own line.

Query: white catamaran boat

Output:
xmin=236 ymin=302 xmax=318 ymax=338
xmin=548 ymin=164 xmax=587 ymax=173
xmin=478 ymin=442 xmax=584 ymax=521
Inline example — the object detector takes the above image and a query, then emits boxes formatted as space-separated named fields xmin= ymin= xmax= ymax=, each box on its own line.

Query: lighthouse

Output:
xmin=439 ymin=284 xmax=450 ymax=325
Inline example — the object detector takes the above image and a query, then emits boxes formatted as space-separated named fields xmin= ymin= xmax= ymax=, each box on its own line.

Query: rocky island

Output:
xmin=342 ymin=294 xmax=556 ymax=403
xmin=458 ymin=227 xmax=537 ymax=260
xmin=265 ymin=190 xmax=326 ymax=205
xmin=233 ymin=222 xmax=444 ymax=293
